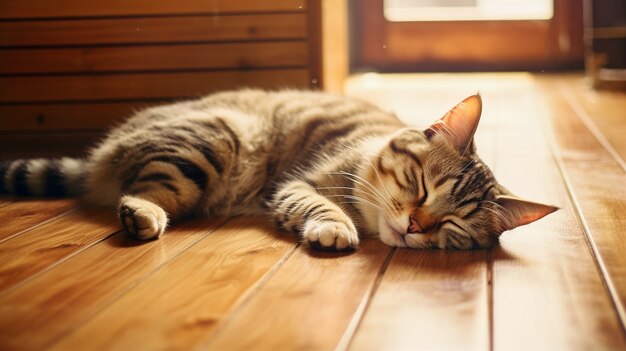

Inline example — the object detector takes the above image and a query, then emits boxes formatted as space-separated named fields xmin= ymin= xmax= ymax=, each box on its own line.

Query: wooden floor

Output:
xmin=0 ymin=73 xmax=625 ymax=350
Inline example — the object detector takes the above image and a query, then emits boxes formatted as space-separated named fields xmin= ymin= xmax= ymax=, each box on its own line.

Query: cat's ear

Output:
xmin=495 ymin=195 xmax=559 ymax=232
xmin=425 ymin=94 xmax=482 ymax=155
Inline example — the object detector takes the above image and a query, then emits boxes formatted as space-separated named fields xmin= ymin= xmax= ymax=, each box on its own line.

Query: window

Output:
xmin=384 ymin=0 xmax=553 ymax=22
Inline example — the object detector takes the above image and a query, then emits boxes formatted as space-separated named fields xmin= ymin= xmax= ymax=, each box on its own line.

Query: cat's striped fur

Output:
xmin=1 ymin=89 xmax=557 ymax=250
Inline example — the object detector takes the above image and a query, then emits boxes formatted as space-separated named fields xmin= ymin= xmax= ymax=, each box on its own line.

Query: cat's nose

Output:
xmin=408 ymin=210 xmax=437 ymax=234
xmin=407 ymin=218 xmax=422 ymax=233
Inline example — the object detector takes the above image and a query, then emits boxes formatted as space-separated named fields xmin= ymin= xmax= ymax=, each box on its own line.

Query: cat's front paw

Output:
xmin=302 ymin=220 xmax=359 ymax=251
xmin=118 ymin=196 xmax=168 ymax=240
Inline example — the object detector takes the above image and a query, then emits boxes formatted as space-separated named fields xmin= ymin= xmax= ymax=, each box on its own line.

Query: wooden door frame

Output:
xmin=351 ymin=0 xmax=584 ymax=72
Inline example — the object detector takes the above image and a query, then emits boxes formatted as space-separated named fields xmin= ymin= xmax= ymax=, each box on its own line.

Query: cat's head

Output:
xmin=359 ymin=94 xmax=558 ymax=249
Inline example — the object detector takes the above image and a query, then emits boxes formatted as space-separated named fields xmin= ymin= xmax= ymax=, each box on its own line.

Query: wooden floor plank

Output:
xmin=349 ymin=250 xmax=489 ymax=351
xmin=0 ymin=199 xmax=79 ymax=242
xmin=202 ymin=240 xmax=392 ymax=351
xmin=559 ymin=75 xmax=626 ymax=166
xmin=536 ymin=76 xmax=626 ymax=333
xmin=0 ymin=197 xmax=12 ymax=208
xmin=50 ymin=217 xmax=296 ymax=351
xmin=0 ymin=207 xmax=118 ymax=293
xmin=0 ymin=218 xmax=227 ymax=351
xmin=490 ymin=85 xmax=626 ymax=350
xmin=0 ymin=69 xmax=310 ymax=103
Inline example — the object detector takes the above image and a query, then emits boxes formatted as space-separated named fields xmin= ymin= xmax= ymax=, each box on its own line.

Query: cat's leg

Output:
xmin=118 ymin=162 xmax=203 ymax=240
xmin=271 ymin=180 xmax=359 ymax=251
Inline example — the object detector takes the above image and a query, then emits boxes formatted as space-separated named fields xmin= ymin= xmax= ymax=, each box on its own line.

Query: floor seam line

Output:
xmin=540 ymin=88 xmax=626 ymax=336
xmin=335 ymin=247 xmax=397 ymax=351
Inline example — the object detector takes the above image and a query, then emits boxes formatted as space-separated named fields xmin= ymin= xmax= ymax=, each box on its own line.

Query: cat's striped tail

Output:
xmin=0 ymin=158 xmax=86 ymax=197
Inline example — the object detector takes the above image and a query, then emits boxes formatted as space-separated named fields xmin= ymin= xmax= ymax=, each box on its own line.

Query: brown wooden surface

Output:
xmin=0 ymin=218 xmax=227 ymax=351
xmin=0 ymin=132 xmax=105 ymax=159
xmin=537 ymin=75 xmax=626 ymax=335
xmin=0 ymin=73 xmax=624 ymax=350
xmin=204 ymin=240 xmax=391 ymax=351
xmin=50 ymin=217 xmax=296 ymax=351
xmin=352 ymin=0 xmax=583 ymax=71
xmin=350 ymin=250 xmax=489 ymax=350
xmin=0 ymin=0 xmax=306 ymax=19
xmin=0 ymin=41 xmax=308 ymax=75
xmin=558 ymin=75 xmax=626 ymax=167
xmin=0 ymin=0 xmax=322 ymax=157
xmin=321 ymin=0 xmax=348 ymax=93
xmin=488 ymin=85 xmax=625 ymax=350
xmin=306 ymin=0 xmax=323 ymax=89
xmin=0 ymin=207 xmax=118 ymax=293
xmin=0 ymin=199 xmax=78 ymax=242
xmin=0 ymin=69 xmax=310 ymax=103
xmin=0 ymin=14 xmax=307 ymax=47
xmin=0 ymin=102 xmax=154 ymax=132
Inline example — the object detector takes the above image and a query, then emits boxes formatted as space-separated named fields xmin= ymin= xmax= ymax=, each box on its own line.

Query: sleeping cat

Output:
xmin=0 ymin=90 xmax=557 ymax=250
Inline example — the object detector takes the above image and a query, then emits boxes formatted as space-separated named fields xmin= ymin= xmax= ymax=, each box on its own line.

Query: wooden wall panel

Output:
xmin=0 ymin=132 xmax=104 ymax=158
xmin=0 ymin=102 xmax=152 ymax=131
xmin=0 ymin=69 xmax=309 ymax=103
xmin=0 ymin=14 xmax=307 ymax=47
xmin=0 ymin=0 xmax=322 ymax=157
xmin=0 ymin=0 xmax=306 ymax=19
xmin=0 ymin=41 xmax=308 ymax=74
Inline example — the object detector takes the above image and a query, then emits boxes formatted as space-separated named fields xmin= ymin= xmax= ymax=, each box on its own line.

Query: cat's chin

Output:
xmin=378 ymin=218 xmax=407 ymax=247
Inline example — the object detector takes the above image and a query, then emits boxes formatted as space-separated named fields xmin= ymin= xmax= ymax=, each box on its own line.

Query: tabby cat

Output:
xmin=1 ymin=90 xmax=557 ymax=250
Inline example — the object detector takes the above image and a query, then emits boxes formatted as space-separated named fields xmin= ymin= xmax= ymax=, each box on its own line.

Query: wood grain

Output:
xmin=537 ymin=76 xmax=626 ymax=335
xmin=490 ymin=86 xmax=626 ymax=350
xmin=0 ymin=102 xmax=154 ymax=131
xmin=0 ymin=14 xmax=307 ymax=47
xmin=0 ymin=131 xmax=104 ymax=159
xmin=306 ymin=0 xmax=323 ymax=89
xmin=559 ymin=75 xmax=626 ymax=166
xmin=0 ymin=199 xmax=78 ymax=242
xmin=203 ymin=240 xmax=392 ymax=351
xmin=0 ymin=69 xmax=310 ymax=103
xmin=0 ymin=0 xmax=306 ymax=19
xmin=0 ymin=41 xmax=308 ymax=75
xmin=0 ymin=207 xmax=119 ymax=293
xmin=50 ymin=217 xmax=296 ymax=351
xmin=0 ymin=218 xmax=227 ymax=351
xmin=352 ymin=0 xmax=583 ymax=71
xmin=349 ymin=250 xmax=489 ymax=351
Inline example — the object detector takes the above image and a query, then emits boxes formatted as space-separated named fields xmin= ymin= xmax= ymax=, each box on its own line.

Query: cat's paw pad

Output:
xmin=118 ymin=197 xmax=168 ymax=240
xmin=303 ymin=220 xmax=359 ymax=251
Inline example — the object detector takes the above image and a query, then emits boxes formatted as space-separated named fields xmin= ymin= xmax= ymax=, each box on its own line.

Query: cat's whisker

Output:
xmin=340 ymin=201 xmax=384 ymax=212
xmin=484 ymin=200 xmax=517 ymax=228
xmin=459 ymin=156 xmax=477 ymax=174
xmin=483 ymin=200 xmax=516 ymax=220
xmin=325 ymin=194 xmax=386 ymax=212
xmin=335 ymin=141 xmax=397 ymax=204
xmin=359 ymin=158 xmax=396 ymax=207
xmin=335 ymin=171 xmax=395 ymax=210
xmin=321 ymin=172 xmax=388 ymax=207
xmin=480 ymin=206 xmax=514 ymax=229
xmin=315 ymin=185 xmax=388 ymax=208
xmin=343 ymin=194 xmax=386 ymax=211
xmin=338 ymin=139 xmax=393 ymax=163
